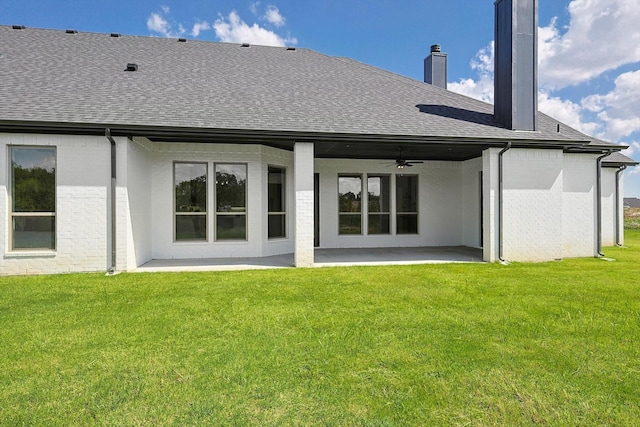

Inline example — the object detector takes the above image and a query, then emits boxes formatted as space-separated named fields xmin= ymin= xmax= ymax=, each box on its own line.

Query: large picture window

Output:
xmin=367 ymin=175 xmax=390 ymax=234
xmin=11 ymin=147 xmax=57 ymax=250
xmin=174 ymin=162 xmax=207 ymax=241
xmin=338 ymin=175 xmax=362 ymax=235
xmin=396 ymin=174 xmax=418 ymax=234
xmin=268 ymin=166 xmax=286 ymax=239
xmin=216 ymin=163 xmax=247 ymax=240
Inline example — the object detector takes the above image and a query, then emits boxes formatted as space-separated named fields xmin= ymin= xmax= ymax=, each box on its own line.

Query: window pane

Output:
xmin=368 ymin=175 xmax=390 ymax=213
xmin=216 ymin=164 xmax=247 ymax=212
xmin=175 ymin=163 xmax=207 ymax=213
xmin=12 ymin=216 xmax=55 ymax=250
xmin=368 ymin=214 xmax=390 ymax=234
xmin=338 ymin=176 xmax=362 ymax=213
xmin=397 ymin=214 xmax=418 ymax=234
xmin=216 ymin=214 xmax=247 ymax=240
xmin=339 ymin=214 xmax=361 ymax=235
xmin=268 ymin=214 xmax=286 ymax=239
xmin=175 ymin=215 xmax=207 ymax=241
xmin=396 ymin=175 xmax=418 ymax=213
xmin=268 ymin=167 xmax=285 ymax=213
xmin=12 ymin=147 xmax=56 ymax=212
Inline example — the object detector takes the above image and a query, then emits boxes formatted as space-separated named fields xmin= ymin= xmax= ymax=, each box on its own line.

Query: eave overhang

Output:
xmin=0 ymin=119 xmax=618 ymax=162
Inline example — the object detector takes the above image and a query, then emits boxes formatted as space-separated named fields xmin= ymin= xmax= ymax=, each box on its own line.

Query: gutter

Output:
xmin=498 ymin=142 xmax=511 ymax=263
xmin=615 ymin=165 xmax=627 ymax=247
xmin=105 ymin=128 xmax=117 ymax=273
xmin=596 ymin=150 xmax=615 ymax=257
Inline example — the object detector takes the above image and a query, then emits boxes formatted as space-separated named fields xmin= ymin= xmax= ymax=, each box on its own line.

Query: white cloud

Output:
xmin=250 ymin=2 xmax=260 ymax=14
xmin=213 ymin=10 xmax=297 ymax=46
xmin=449 ymin=0 xmax=640 ymax=148
xmin=264 ymin=5 xmax=285 ymax=27
xmin=191 ymin=21 xmax=211 ymax=37
xmin=147 ymin=12 xmax=170 ymax=35
xmin=581 ymin=70 xmax=640 ymax=140
xmin=448 ymin=42 xmax=494 ymax=103
xmin=147 ymin=8 xmax=185 ymax=38
xmin=538 ymin=92 xmax=601 ymax=136
xmin=539 ymin=0 xmax=640 ymax=89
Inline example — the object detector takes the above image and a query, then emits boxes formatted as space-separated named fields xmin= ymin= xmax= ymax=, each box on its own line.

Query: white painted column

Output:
xmin=482 ymin=148 xmax=500 ymax=262
xmin=294 ymin=142 xmax=315 ymax=267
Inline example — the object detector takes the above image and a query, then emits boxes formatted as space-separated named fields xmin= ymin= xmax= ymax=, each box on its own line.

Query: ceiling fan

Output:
xmin=387 ymin=147 xmax=424 ymax=169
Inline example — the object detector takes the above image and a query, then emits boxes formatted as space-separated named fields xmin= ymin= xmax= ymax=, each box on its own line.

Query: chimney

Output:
xmin=494 ymin=0 xmax=538 ymax=131
xmin=424 ymin=44 xmax=448 ymax=89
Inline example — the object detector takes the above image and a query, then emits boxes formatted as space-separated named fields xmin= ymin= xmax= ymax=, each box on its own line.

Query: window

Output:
xmin=268 ymin=166 xmax=286 ymax=239
xmin=367 ymin=175 xmax=390 ymax=234
xmin=174 ymin=162 xmax=207 ymax=241
xmin=216 ymin=163 xmax=247 ymax=240
xmin=338 ymin=175 xmax=362 ymax=235
xmin=10 ymin=147 xmax=56 ymax=250
xmin=396 ymin=174 xmax=418 ymax=234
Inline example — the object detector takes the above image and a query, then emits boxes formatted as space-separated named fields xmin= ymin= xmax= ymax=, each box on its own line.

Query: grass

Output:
xmin=1 ymin=233 xmax=640 ymax=426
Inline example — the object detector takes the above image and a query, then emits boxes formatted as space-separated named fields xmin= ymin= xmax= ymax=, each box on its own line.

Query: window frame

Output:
xmin=367 ymin=174 xmax=391 ymax=235
xmin=267 ymin=165 xmax=287 ymax=239
xmin=396 ymin=174 xmax=419 ymax=235
xmin=9 ymin=146 xmax=57 ymax=252
xmin=214 ymin=162 xmax=248 ymax=241
xmin=173 ymin=161 xmax=208 ymax=242
xmin=338 ymin=174 xmax=363 ymax=235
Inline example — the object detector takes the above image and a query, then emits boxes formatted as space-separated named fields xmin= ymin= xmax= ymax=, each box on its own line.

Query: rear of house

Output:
xmin=0 ymin=0 xmax=637 ymax=275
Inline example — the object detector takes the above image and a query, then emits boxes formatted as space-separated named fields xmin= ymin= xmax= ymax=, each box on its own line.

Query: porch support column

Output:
xmin=294 ymin=142 xmax=315 ymax=267
xmin=482 ymin=148 xmax=501 ymax=262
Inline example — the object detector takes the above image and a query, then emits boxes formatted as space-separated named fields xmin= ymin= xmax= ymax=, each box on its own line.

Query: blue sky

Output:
xmin=2 ymin=0 xmax=640 ymax=196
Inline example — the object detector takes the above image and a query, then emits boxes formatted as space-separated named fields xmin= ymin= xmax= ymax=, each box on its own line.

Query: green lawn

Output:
xmin=2 ymin=232 xmax=640 ymax=426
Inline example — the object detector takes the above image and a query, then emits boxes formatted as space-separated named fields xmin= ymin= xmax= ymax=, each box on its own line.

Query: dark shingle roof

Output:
xmin=624 ymin=198 xmax=640 ymax=208
xmin=602 ymin=152 xmax=639 ymax=167
xmin=0 ymin=26 xmax=626 ymax=151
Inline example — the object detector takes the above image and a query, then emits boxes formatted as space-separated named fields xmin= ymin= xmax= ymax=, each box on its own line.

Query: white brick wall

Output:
xmin=0 ymin=132 xmax=625 ymax=274
xmin=147 ymin=142 xmax=295 ymax=260
xmin=120 ymin=138 xmax=153 ymax=269
xmin=562 ymin=153 xmax=597 ymax=257
xmin=294 ymin=143 xmax=314 ymax=267
xmin=502 ymin=148 xmax=564 ymax=261
xmin=600 ymin=168 xmax=617 ymax=247
xmin=462 ymin=157 xmax=483 ymax=248
xmin=314 ymin=158 xmax=465 ymax=248
xmin=1 ymin=134 xmax=110 ymax=275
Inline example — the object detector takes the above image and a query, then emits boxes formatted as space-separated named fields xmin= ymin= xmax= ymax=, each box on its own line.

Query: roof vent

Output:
xmin=66 ymin=29 xmax=78 ymax=34
xmin=125 ymin=63 xmax=138 ymax=72
xmin=286 ymin=47 xmax=296 ymax=51
xmin=110 ymin=33 xmax=121 ymax=38
xmin=178 ymin=37 xmax=187 ymax=42
xmin=241 ymin=42 xmax=250 ymax=47
xmin=430 ymin=44 xmax=441 ymax=53
xmin=12 ymin=25 xmax=25 ymax=30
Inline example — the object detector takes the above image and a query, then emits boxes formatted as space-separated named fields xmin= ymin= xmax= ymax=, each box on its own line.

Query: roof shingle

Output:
xmin=0 ymin=26 xmax=626 ymax=150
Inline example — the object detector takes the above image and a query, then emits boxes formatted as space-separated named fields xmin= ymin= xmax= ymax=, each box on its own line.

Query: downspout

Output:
xmin=105 ymin=128 xmax=117 ymax=273
xmin=615 ymin=165 xmax=627 ymax=247
xmin=498 ymin=142 xmax=511 ymax=263
xmin=596 ymin=150 xmax=614 ymax=257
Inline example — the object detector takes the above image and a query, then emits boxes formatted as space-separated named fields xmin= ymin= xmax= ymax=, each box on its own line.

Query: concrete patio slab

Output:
xmin=134 ymin=246 xmax=483 ymax=273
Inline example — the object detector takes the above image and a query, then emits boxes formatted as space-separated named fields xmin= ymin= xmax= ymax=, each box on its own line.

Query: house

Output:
xmin=624 ymin=198 xmax=640 ymax=209
xmin=1 ymin=0 xmax=637 ymax=275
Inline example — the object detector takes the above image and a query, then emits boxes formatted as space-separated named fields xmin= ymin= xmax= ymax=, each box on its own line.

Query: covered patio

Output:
xmin=133 ymin=246 xmax=483 ymax=273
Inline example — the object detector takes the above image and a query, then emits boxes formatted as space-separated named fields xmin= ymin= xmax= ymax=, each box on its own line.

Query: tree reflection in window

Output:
xmin=338 ymin=175 xmax=362 ymax=235
xmin=174 ymin=162 xmax=207 ymax=241
xmin=216 ymin=164 xmax=247 ymax=240
xmin=11 ymin=147 xmax=56 ymax=250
